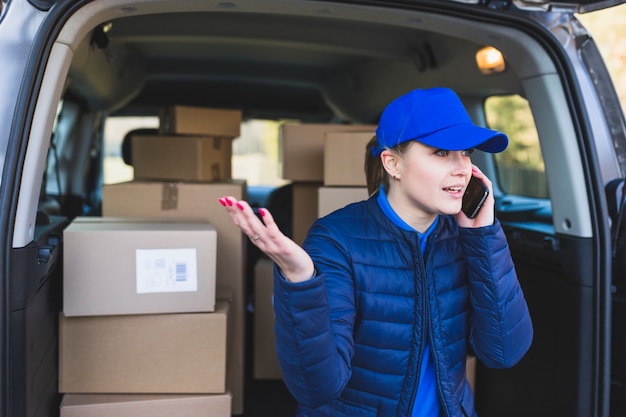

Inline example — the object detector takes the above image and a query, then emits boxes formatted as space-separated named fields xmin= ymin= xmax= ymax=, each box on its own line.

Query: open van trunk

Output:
xmin=1 ymin=1 xmax=625 ymax=416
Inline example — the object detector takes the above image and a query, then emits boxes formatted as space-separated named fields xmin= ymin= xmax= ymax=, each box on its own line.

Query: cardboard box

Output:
xmin=100 ymin=180 xmax=246 ymax=414
xmin=279 ymin=124 xmax=376 ymax=181
xmin=132 ymin=135 xmax=232 ymax=181
xmin=466 ymin=354 xmax=476 ymax=393
xmin=323 ymin=132 xmax=373 ymax=186
xmin=59 ymin=302 xmax=229 ymax=394
xmin=318 ymin=186 xmax=369 ymax=218
xmin=159 ymin=105 xmax=242 ymax=138
xmin=60 ymin=393 xmax=231 ymax=417
xmin=254 ymin=258 xmax=282 ymax=380
xmin=292 ymin=182 xmax=321 ymax=245
xmin=63 ymin=218 xmax=217 ymax=317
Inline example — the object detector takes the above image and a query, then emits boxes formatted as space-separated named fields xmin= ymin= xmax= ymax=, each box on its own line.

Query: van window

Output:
xmin=485 ymin=95 xmax=548 ymax=199
xmin=103 ymin=116 xmax=159 ymax=184
xmin=232 ymin=119 xmax=288 ymax=188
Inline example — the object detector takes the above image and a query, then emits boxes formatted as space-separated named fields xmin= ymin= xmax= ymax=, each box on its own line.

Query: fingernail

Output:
xmin=225 ymin=197 xmax=233 ymax=206
xmin=236 ymin=202 xmax=244 ymax=211
xmin=218 ymin=198 xmax=226 ymax=206
xmin=259 ymin=208 xmax=266 ymax=217
xmin=472 ymin=166 xmax=477 ymax=172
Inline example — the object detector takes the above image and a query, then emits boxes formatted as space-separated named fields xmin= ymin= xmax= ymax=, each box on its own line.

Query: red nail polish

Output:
xmin=236 ymin=202 xmax=244 ymax=210
xmin=259 ymin=208 xmax=266 ymax=217
xmin=225 ymin=198 xmax=233 ymax=206
xmin=218 ymin=198 xmax=226 ymax=206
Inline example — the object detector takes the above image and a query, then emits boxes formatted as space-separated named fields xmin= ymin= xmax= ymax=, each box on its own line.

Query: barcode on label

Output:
xmin=176 ymin=262 xmax=187 ymax=282
xmin=136 ymin=248 xmax=198 ymax=293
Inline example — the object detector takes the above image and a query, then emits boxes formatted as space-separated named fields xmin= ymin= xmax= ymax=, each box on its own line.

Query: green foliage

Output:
xmin=486 ymin=95 xmax=549 ymax=198
xmin=486 ymin=95 xmax=544 ymax=171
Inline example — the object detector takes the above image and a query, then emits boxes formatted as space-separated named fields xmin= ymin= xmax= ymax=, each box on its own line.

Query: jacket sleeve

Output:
xmin=272 ymin=220 xmax=355 ymax=408
xmin=460 ymin=220 xmax=534 ymax=369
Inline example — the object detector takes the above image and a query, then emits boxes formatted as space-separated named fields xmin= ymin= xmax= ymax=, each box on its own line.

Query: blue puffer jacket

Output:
xmin=273 ymin=196 xmax=533 ymax=417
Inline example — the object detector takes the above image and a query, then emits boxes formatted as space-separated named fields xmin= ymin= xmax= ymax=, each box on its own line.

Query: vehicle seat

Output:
xmin=121 ymin=128 xmax=159 ymax=166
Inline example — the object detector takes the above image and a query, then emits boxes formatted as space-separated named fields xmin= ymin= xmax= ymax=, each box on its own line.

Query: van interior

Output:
xmin=8 ymin=1 xmax=623 ymax=417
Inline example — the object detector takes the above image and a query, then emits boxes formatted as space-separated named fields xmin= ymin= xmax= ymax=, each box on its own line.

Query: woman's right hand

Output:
xmin=218 ymin=196 xmax=315 ymax=283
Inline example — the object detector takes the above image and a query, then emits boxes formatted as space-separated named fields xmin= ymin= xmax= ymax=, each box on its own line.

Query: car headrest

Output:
xmin=121 ymin=128 xmax=159 ymax=166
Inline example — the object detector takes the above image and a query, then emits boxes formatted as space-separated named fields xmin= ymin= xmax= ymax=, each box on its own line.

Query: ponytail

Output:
xmin=364 ymin=136 xmax=389 ymax=196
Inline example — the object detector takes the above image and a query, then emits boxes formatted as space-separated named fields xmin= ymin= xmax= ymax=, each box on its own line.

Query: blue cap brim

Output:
xmin=416 ymin=123 xmax=509 ymax=153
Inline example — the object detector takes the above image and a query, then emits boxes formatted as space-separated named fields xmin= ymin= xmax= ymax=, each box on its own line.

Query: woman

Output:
xmin=218 ymin=87 xmax=533 ymax=417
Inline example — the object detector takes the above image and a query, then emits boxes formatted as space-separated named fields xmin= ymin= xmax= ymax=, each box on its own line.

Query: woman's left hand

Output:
xmin=455 ymin=165 xmax=495 ymax=228
xmin=218 ymin=196 xmax=315 ymax=283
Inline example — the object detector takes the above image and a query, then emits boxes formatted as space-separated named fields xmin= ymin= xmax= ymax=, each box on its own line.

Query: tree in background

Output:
xmin=486 ymin=95 xmax=548 ymax=199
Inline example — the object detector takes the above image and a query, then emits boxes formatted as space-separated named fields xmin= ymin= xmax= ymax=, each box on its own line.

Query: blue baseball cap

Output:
xmin=373 ymin=87 xmax=508 ymax=155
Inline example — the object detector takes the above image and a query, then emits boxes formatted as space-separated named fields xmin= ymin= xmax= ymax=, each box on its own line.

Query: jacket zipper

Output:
xmin=405 ymin=233 xmax=435 ymax=417
xmin=405 ymin=234 xmax=424 ymax=416
xmin=404 ymin=230 xmax=451 ymax=417
xmin=427 ymin=232 xmax=451 ymax=417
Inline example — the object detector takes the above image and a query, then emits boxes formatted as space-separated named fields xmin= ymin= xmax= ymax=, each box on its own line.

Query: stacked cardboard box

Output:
xmin=62 ymin=218 xmax=218 ymax=317
xmin=319 ymin=131 xmax=372 ymax=217
xmin=278 ymin=123 xmax=375 ymax=245
xmin=322 ymin=131 xmax=372 ymax=187
xmin=60 ymin=393 xmax=232 ymax=417
xmin=59 ymin=106 xmax=246 ymax=416
xmin=159 ymin=105 xmax=242 ymax=137
xmin=100 ymin=180 xmax=247 ymax=414
xmin=59 ymin=303 xmax=230 ymax=394
xmin=59 ymin=218 xmax=231 ymax=416
xmin=253 ymin=258 xmax=282 ymax=380
xmin=132 ymin=135 xmax=233 ymax=182
xmin=132 ymin=105 xmax=242 ymax=182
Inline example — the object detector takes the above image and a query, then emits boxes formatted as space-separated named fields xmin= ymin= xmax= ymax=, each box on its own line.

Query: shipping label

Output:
xmin=136 ymin=248 xmax=198 ymax=293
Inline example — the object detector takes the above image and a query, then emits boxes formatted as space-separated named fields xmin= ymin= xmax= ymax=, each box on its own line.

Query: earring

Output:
xmin=393 ymin=172 xmax=399 ymax=179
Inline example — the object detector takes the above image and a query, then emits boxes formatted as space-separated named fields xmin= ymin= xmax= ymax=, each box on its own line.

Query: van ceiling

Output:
xmin=66 ymin=9 xmax=522 ymax=123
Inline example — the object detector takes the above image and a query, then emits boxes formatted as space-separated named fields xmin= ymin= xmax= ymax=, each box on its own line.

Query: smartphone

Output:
xmin=462 ymin=176 xmax=489 ymax=219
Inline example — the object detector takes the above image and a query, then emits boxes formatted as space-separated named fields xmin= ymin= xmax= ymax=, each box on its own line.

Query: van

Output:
xmin=0 ymin=1 xmax=625 ymax=416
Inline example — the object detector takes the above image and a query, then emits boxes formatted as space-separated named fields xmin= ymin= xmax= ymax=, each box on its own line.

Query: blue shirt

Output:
xmin=376 ymin=187 xmax=441 ymax=417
